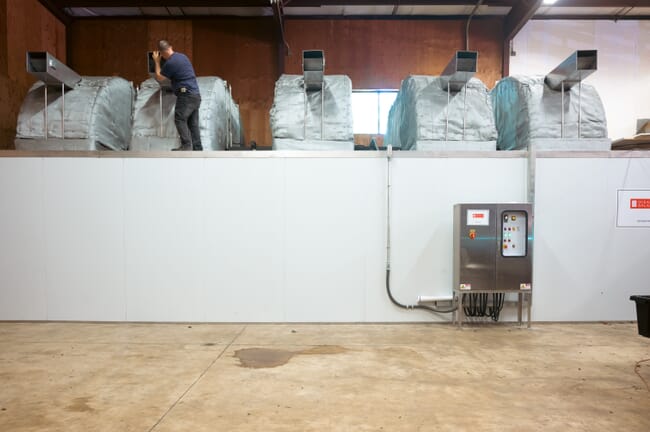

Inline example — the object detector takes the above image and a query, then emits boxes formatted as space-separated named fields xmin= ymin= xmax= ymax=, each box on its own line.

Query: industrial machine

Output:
xmin=270 ymin=50 xmax=354 ymax=150
xmin=491 ymin=49 xmax=609 ymax=151
xmin=385 ymin=51 xmax=498 ymax=151
xmin=16 ymin=51 xmax=133 ymax=151
xmin=453 ymin=203 xmax=533 ymax=324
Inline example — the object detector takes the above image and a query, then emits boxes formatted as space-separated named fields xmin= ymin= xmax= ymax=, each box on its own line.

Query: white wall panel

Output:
xmin=284 ymin=158 xmax=384 ymax=321
xmin=42 ymin=158 xmax=125 ymax=320
xmin=534 ymin=157 xmax=650 ymax=321
xmin=1 ymin=154 xmax=649 ymax=323
xmin=0 ymin=158 xmax=47 ymax=319
xmin=124 ymin=158 xmax=205 ymax=321
xmin=202 ymin=158 xmax=286 ymax=321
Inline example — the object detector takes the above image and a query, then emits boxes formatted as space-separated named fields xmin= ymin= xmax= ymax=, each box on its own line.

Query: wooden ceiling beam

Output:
xmin=38 ymin=0 xmax=71 ymax=24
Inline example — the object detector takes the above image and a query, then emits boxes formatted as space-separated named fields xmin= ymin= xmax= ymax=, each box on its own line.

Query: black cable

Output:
xmin=489 ymin=293 xmax=505 ymax=321
xmin=385 ymin=269 xmax=457 ymax=314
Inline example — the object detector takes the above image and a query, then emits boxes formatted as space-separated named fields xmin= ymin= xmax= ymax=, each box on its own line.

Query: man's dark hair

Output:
xmin=158 ymin=40 xmax=171 ymax=51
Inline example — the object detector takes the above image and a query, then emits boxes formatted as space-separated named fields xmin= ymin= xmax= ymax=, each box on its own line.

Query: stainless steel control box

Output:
xmin=453 ymin=203 xmax=533 ymax=291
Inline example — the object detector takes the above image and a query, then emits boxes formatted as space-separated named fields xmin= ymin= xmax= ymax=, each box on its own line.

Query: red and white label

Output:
xmin=617 ymin=190 xmax=650 ymax=227
xmin=630 ymin=199 xmax=650 ymax=209
xmin=467 ymin=209 xmax=490 ymax=226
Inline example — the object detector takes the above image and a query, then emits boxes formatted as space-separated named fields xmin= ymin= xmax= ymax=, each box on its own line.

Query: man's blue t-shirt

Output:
xmin=161 ymin=52 xmax=200 ymax=96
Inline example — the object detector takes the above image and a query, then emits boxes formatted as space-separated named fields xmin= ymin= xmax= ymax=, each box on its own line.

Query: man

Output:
xmin=152 ymin=40 xmax=203 ymax=151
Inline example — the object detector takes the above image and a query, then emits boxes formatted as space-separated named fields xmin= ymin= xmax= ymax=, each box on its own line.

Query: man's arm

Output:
xmin=152 ymin=51 xmax=168 ymax=83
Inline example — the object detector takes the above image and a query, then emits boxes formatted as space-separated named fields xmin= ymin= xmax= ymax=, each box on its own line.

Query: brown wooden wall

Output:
xmin=283 ymin=18 xmax=503 ymax=90
xmin=68 ymin=18 xmax=278 ymax=146
xmin=0 ymin=0 xmax=65 ymax=148
xmin=5 ymin=15 xmax=504 ymax=149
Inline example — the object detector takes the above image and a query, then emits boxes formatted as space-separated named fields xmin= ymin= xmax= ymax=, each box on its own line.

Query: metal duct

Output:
xmin=26 ymin=52 xmax=81 ymax=89
xmin=15 ymin=77 xmax=134 ymax=151
xmin=385 ymin=76 xmax=497 ymax=151
xmin=130 ymin=77 xmax=241 ymax=151
xmin=439 ymin=51 xmax=477 ymax=92
xmin=545 ymin=50 xmax=597 ymax=91
xmin=303 ymin=50 xmax=324 ymax=92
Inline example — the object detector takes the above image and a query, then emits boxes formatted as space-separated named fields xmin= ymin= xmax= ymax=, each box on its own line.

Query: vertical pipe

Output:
xmin=560 ymin=81 xmax=564 ymax=138
xmin=61 ymin=83 xmax=65 ymax=140
xmin=159 ymin=90 xmax=163 ymax=137
xmin=446 ymin=82 xmax=450 ymax=142
xmin=44 ymin=85 xmax=48 ymax=140
xmin=578 ymin=81 xmax=582 ymax=139
xmin=386 ymin=145 xmax=392 ymax=273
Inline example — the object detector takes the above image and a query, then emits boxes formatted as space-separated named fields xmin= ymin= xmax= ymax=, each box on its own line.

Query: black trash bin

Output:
xmin=630 ymin=295 xmax=650 ymax=337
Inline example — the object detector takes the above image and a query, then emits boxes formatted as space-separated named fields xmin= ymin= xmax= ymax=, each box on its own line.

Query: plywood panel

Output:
xmin=68 ymin=20 xmax=150 ymax=84
xmin=284 ymin=19 xmax=503 ymax=90
xmin=147 ymin=20 xmax=193 ymax=60
xmin=0 ymin=0 xmax=65 ymax=149
xmin=192 ymin=18 xmax=277 ymax=147
xmin=0 ymin=0 xmax=7 ymax=76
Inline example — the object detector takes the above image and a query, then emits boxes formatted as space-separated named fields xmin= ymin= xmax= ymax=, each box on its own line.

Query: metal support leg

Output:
xmin=159 ymin=90 xmax=163 ymax=137
xmin=518 ymin=293 xmax=523 ymax=325
xmin=303 ymin=89 xmax=307 ymax=141
xmin=445 ymin=82 xmax=450 ymax=142
xmin=578 ymin=82 xmax=582 ymax=139
xmin=44 ymin=85 xmax=48 ymax=140
xmin=560 ymin=81 xmax=564 ymax=138
xmin=527 ymin=293 xmax=532 ymax=328
xmin=462 ymin=84 xmax=467 ymax=141
xmin=61 ymin=83 xmax=65 ymax=139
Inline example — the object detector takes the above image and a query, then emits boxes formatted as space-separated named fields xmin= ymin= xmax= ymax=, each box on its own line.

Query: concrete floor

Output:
xmin=0 ymin=322 xmax=649 ymax=432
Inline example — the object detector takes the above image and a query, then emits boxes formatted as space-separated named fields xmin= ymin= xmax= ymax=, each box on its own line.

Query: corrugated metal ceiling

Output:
xmin=60 ymin=4 xmax=650 ymax=18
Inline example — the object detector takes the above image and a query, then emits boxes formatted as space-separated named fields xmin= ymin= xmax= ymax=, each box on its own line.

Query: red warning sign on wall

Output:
xmin=630 ymin=199 xmax=650 ymax=209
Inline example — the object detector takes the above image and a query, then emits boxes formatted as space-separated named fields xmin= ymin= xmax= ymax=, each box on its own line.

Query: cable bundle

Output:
xmin=462 ymin=293 xmax=505 ymax=322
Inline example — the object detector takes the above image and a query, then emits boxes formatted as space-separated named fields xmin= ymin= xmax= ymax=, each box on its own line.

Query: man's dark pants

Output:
xmin=174 ymin=93 xmax=202 ymax=150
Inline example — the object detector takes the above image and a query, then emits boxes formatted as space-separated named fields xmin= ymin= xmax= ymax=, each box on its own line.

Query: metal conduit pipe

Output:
xmin=465 ymin=0 xmax=485 ymax=51
xmin=384 ymin=146 xmax=458 ymax=315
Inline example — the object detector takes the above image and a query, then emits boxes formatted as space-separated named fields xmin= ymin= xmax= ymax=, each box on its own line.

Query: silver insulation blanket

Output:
xmin=131 ymin=77 xmax=242 ymax=151
xmin=270 ymin=74 xmax=353 ymax=149
xmin=491 ymin=76 xmax=608 ymax=150
xmin=385 ymin=76 xmax=497 ymax=151
xmin=15 ymin=77 xmax=134 ymax=150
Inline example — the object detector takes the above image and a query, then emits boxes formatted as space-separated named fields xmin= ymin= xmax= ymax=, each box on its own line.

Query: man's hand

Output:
xmin=152 ymin=51 xmax=167 ymax=83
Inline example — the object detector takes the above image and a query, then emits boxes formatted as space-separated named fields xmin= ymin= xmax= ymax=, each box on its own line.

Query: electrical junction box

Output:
xmin=453 ymin=203 xmax=533 ymax=291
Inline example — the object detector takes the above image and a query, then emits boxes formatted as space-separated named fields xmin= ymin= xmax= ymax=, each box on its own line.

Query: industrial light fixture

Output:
xmin=543 ymin=0 xmax=558 ymax=4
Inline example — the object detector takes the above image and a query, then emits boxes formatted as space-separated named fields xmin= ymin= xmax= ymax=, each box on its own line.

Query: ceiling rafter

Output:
xmin=39 ymin=0 xmax=650 ymax=21
xmin=504 ymin=0 xmax=542 ymax=41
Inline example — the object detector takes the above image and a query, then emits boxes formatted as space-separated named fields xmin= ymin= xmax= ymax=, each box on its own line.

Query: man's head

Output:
xmin=158 ymin=40 xmax=173 ymax=59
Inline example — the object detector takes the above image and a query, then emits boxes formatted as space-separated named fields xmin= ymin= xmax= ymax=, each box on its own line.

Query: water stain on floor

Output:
xmin=66 ymin=397 xmax=95 ymax=413
xmin=234 ymin=345 xmax=347 ymax=369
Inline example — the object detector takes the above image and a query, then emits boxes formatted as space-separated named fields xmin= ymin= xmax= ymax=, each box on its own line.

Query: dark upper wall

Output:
xmin=64 ymin=16 xmax=504 ymax=148
xmin=283 ymin=18 xmax=503 ymax=90
xmin=68 ymin=18 xmax=277 ymax=146
xmin=0 ymin=0 xmax=65 ymax=149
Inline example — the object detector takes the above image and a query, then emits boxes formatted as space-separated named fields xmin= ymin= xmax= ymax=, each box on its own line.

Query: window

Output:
xmin=351 ymin=90 xmax=398 ymax=135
